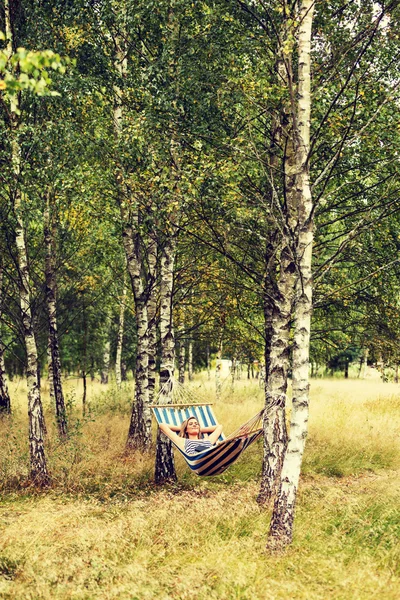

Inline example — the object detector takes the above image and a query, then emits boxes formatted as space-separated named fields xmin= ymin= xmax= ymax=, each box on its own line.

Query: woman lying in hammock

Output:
xmin=159 ymin=416 xmax=223 ymax=455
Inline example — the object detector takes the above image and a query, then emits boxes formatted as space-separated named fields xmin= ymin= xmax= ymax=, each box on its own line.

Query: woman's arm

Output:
xmin=207 ymin=424 xmax=223 ymax=445
xmin=159 ymin=423 xmax=185 ymax=451
xmin=200 ymin=425 xmax=218 ymax=434
xmin=167 ymin=424 xmax=181 ymax=432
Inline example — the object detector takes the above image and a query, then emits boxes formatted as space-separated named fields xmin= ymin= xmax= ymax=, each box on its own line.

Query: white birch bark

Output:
xmin=5 ymin=0 xmax=48 ymax=481
xmin=155 ymin=237 xmax=177 ymax=483
xmin=188 ymin=340 xmax=193 ymax=381
xmin=122 ymin=215 xmax=151 ymax=449
xmin=14 ymin=149 xmax=49 ymax=481
xmin=269 ymin=0 xmax=315 ymax=547
xmin=215 ymin=339 xmax=223 ymax=400
xmin=47 ymin=339 xmax=55 ymax=403
xmin=0 ymin=263 xmax=11 ymax=415
xmin=113 ymin=33 xmax=151 ymax=450
xmin=100 ymin=311 xmax=111 ymax=385
xmin=0 ymin=345 xmax=10 ymax=415
xmin=115 ymin=272 xmax=127 ymax=389
xmin=178 ymin=340 xmax=185 ymax=384
xmin=258 ymin=54 xmax=297 ymax=505
xmin=231 ymin=357 xmax=236 ymax=390
xmin=147 ymin=237 xmax=157 ymax=405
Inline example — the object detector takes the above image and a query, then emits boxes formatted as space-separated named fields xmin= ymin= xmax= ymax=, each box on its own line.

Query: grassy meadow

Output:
xmin=0 ymin=374 xmax=399 ymax=599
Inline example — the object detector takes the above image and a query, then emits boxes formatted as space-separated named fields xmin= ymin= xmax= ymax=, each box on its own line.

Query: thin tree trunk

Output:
xmin=178 ymin=340 xmax=185 ymax=383
xmin=206 ymin=344 xmax=211 ymax=380
xmin=147 ymin=238 xmax=157 ymax=405
xmin=13 ymin=160 xmax=48 ymax=482
xmin=188 ymin=340 xmax=193 ymax=381
xmin=269 ymin=0 xmax=315 ymax=548
xmin=113 ymin=35 xmax=151 ymax=450
xmin=215 ymin=338 xmax=223 ymax=400
xmin=123 ymin=223 xmax=151 ymax=449
xmin=155 ymin=237 xmax=177 ymax=484
xmin=0 ymin=344 xmax=10 ymax=415
xmin=44 ymin=193 xmax=67 ymax=438
xmin=47 ymin=338 xmax=54 ymax=403
xmin=231 ymin=357 xmax=236 ymax=390
xmin=0 ymin=261 xmax=11 ymax=415
xmin=100 ymin=311 xmax=111 ymax=385
xmin=5 ymin=0 xmax=48 ymax=482
xmin=115 ymin=272 xmax=127 ymax=390
xmin=82 ymin=293 xmax=88 ymax=417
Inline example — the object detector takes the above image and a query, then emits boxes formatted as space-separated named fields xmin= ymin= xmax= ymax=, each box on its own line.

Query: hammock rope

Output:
xmin=151 ymin=377 xmax=264 ymax=476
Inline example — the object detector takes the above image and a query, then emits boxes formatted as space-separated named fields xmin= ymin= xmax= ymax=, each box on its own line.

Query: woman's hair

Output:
xmin=178 ymin=416 xmax=202 ymax=439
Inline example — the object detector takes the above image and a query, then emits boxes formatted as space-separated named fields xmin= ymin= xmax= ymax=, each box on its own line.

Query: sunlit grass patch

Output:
xmin=303 ymin=379 xmax=400 ymax=477
xmin=1 ymin=375 xmax=400 ymax=597
xmin=0 ymin=474 xmax=399 ymax=599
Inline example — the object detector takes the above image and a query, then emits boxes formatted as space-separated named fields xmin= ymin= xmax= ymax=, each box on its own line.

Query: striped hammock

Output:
xmin=151 ymin=378 xmax=263 ymax=477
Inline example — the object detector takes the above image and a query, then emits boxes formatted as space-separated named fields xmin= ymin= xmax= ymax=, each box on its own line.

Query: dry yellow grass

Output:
xmin=0 ymin=374 xmax=399 ymax=599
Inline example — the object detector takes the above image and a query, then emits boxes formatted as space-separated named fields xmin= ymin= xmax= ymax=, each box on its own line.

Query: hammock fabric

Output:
xmin=151 ymin=379 xmax=263 ymax=477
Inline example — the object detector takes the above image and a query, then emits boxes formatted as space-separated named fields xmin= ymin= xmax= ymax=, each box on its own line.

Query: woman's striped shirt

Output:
xmin=184 ymin=438 xmax=213 ymax=455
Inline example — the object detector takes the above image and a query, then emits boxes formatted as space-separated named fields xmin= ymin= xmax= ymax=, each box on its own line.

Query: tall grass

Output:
xmin=0 ymin=375 xmax=399 ymax=598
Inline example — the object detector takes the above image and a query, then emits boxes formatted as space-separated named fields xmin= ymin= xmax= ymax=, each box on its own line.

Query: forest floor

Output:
xmin=0 ymin=375 xmax=399 ymax=599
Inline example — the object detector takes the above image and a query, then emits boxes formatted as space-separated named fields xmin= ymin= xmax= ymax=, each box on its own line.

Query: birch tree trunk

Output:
xmin=257 ymin=242 xmax=295 ymax=504
xmin=115 ymin=272 xmax=127 ymax=390
xmin=155 ymin=237 xmax=177 ymax=484
xmin=113 ymin=34 xmax=151 ymax=450
xmin=47 ymin=339 xmax=54 ymax=404
xmin=100 ymin=311 xmax=111 ymax=385
xmin=269 ymin=0 xmax=315 ymax=547
xmin=178 ymin=340 xmax=185 ymax=383
xmin=13 ymin=151 xmax=48 ymax=482
xmin=0 ymin=343 xmax=10 ymax=415
xmin=122 ymin=216 xmax=151 ymax=450
xmin=147 ymin=237 xmax=158 ymax=405
xmin=81 ymin=292 xmax=88 ymax=417
xmin=5 ymin=0 xmax=48 ymax=483
xmin=44 ymin=194 xmax=67 ymax=438
xmin=258 ymin=54 xmax=296 ymax=505
xmin=231 ymin=357 xmax=236 ymax=390
xmin=188 ymin=340 xmax=193 ymax=381
xmin=215 ymin=338 xmax=223 ymax=400
xmin=0 ymin=261 xmax=11 ymax=415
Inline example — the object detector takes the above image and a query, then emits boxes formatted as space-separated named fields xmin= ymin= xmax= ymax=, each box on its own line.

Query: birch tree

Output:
xmin=3 ymin=0 xmax=50 ymax=483
xmin=112 ymin=28 xmax=152 ymax=450
xmin=155 ymin=234 xmax=177 ymax=484
xmin=268 ymin=0 xmax=314 ymax=548
xmin=115 ymin=272 xmax=127 ymax=390
xmin=0 ymin=257 xmax=11 ymax=415
xmin=44 ymin=191 xmax=67 ymax=438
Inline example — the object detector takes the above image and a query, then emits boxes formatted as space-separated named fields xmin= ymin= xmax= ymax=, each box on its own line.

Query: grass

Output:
xmin=0 ymin=374 xmax=400 ymax=598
